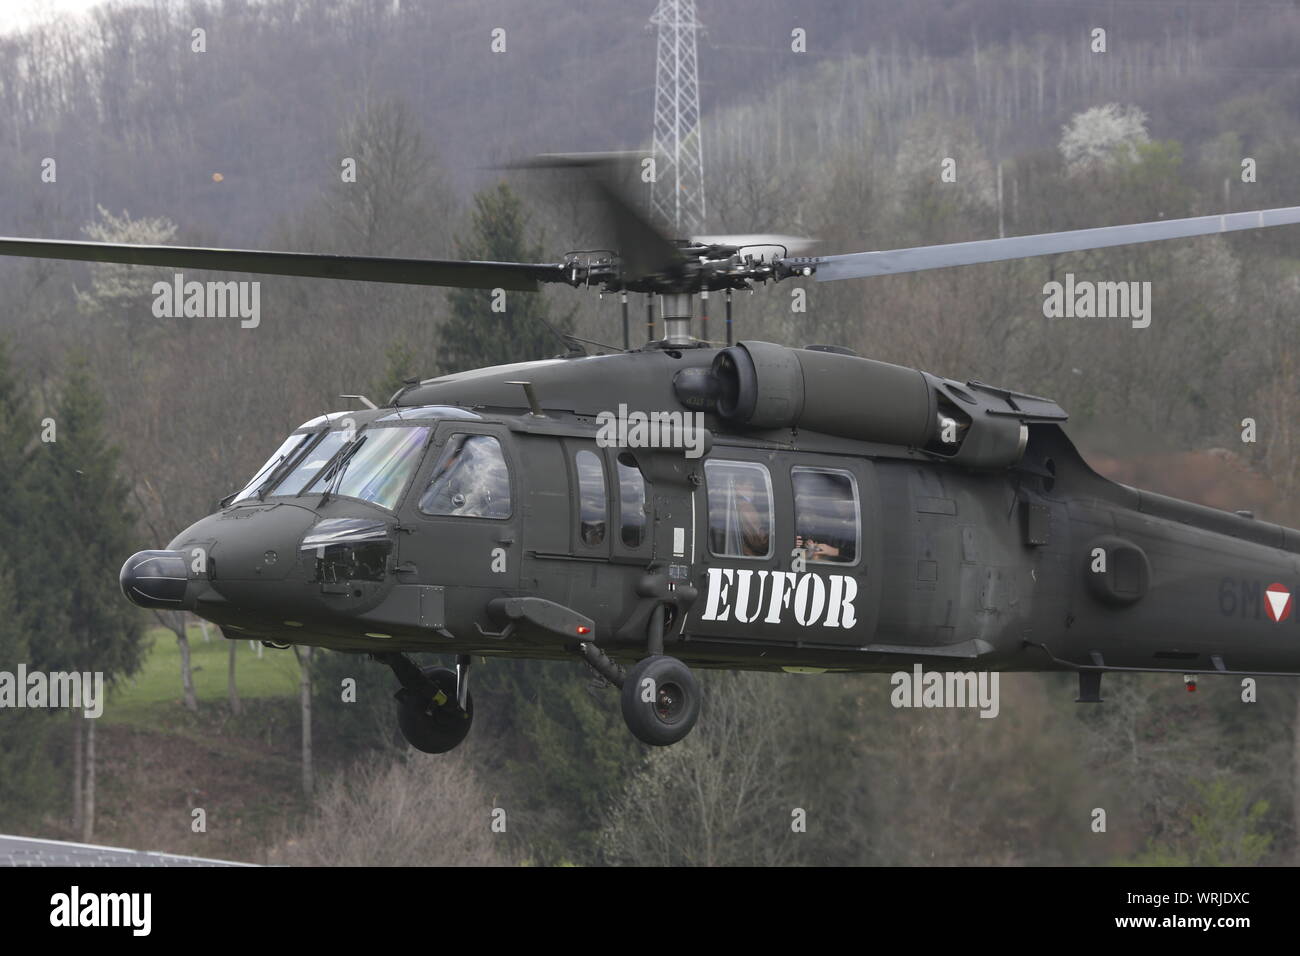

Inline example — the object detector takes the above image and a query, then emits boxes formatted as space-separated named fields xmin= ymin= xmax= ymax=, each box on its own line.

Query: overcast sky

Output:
xmin=0 ymin=0 xmax=111 ymax=36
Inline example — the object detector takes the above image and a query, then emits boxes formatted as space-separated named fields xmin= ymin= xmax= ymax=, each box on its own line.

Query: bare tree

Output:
xmin=599 ymin=672 xmax=806 ymax=866
xmin=295 ymin=645 xmax=315 ymax=797
xmin=270 ymin=751 xmax=515 ymax=866
xmin=70 ymin=715 xmax=83 ymax=833
xmin=228 ymin=636 xmax=241 ymax=716
xmin=82 ymin=719 xmax=96 ymax=842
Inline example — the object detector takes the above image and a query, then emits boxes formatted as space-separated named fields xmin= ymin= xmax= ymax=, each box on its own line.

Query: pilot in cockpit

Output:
xmin=419 ymin=434 xmax=510 ymax=518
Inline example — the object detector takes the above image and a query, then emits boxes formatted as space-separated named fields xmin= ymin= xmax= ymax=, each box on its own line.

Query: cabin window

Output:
xmin=575 ymin=449 xmax=607 ymax=547
xmin=418 ymin=434 xmax=512 ymax=518
xmin=791 ymin=467 xmax=859 ymax=564
xmin=618 ymin=459 xmax=647 ymax=548
xmin=705 ymin=460 xmax=773 ymax=559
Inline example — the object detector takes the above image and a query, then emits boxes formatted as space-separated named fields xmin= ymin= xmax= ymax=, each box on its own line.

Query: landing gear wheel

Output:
xmin=620 ymin=655 xmax=700 ymax=746
xmin=396 ymin=665 xmax=473 ymax=754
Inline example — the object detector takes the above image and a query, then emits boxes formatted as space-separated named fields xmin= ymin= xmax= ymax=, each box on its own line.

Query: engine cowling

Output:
xmin=703 ymin=341 xmax=1067 ymax=469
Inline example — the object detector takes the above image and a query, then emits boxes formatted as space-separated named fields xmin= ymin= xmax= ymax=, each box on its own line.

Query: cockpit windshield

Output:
xmin=304 ymin=425 xmax=431 ymax=510
xmin=230 ymin=416 xmax=451 ymax=512
xmin=232 ymin=433 xmax=312 ymax=503
xmin=269 ymin=429 xmax=351 ymax=497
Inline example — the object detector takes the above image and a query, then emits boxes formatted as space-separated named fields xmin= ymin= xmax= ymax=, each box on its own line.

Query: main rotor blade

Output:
xmin=0 ymin=237 xmax=568 ymax=291
xmin=510 ymin=152 xmax=683 ymax=278
xmin=808 ymin=205 xmax=1300 ymax=282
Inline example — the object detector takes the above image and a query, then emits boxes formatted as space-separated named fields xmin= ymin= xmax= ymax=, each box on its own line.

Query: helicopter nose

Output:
xmin=120 ymin=550 xmax=191 ymax=609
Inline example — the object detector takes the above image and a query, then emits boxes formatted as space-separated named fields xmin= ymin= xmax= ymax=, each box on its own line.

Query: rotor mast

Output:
xmin=659 ymin=292 xmax=694 ymax=346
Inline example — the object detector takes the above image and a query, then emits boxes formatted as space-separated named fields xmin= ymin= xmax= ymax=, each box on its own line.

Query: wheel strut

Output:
xmin=374 ymin=652 xmax=450 ymax=709
xmin=646 ymin=602 xmax=665 ymax=657
xmin=579 ymin=641 xmax=625 ymax=688
xmin=455 ymin=654 xmax=472 ymax=710
xmin=376 ymin=652 xmax=474 ymax=754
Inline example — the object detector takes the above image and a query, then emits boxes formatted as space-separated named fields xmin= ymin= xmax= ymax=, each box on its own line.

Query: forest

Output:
xmin=2 ymin=0 xmax=1300 ymax=865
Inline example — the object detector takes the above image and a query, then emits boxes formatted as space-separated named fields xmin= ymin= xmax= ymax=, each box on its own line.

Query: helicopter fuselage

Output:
xmin=118 ymin=345 xmax=1300 ymax=687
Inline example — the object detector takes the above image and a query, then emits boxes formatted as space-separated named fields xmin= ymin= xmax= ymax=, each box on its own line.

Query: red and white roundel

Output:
xmin=1265 ymin=583 xmax=1293 ymax=623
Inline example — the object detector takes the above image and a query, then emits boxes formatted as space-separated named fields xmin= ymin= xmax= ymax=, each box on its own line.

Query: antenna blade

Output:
xmin=0 ymin=237 xmax=568 ymax=291
xmin=806 ymin=206 xmax=1300 ymax=281
xmin=693 ymin=234 xmax=819 ymax=255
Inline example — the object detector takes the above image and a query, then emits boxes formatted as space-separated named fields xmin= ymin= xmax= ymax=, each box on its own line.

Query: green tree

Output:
xmin=0 ymin=340 xmax=55 ymax=828
xmin=470 ymin=658 xmax=640 ymax=864
xmin=0 ymin=338 xmax=32 ymax=540
xmin=310 ymin=648 xmax=408 ymax=759
xmin=434 ymin=183 xmax=572 ymax=375
xmin=26 ymin=358 xmax=147 ymax=679
xmin=0 ymin=571 xmax=54 ymax=828
xmin=1128 ymin=778 xmax=1273 ymax=866
xmin=25 ymin=356 xmax=146 ymax=837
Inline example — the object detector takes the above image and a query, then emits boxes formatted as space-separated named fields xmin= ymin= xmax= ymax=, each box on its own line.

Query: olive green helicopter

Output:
xmin=5 ymin=155 xmax=1300 ymax=751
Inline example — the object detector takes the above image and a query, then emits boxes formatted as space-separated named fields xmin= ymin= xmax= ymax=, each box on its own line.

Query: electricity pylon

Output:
xmin=649 ymin=0 xmax=706 ymax=235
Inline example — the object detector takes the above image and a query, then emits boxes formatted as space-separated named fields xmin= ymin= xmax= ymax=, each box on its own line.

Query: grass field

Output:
xmin=17 ymin=624 xmax=314 ymax=862
xmin=107 ymin=624 xmax=300 ymax=725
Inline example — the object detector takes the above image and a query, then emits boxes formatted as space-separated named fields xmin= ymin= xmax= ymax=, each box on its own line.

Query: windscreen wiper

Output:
xmin=320 ymin=436 xmax=364 ymax=507
xmin=254 ymin=434 xmax=322 ymax=501
xmin=253 ymin=451 xmax=294 ymax=502
xmin=218 ymin=440 xmax=301 ymax=508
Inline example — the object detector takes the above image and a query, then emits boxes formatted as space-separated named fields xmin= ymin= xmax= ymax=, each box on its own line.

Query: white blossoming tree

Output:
xmin=1059 ymin=103 xmax=1150 ymax=174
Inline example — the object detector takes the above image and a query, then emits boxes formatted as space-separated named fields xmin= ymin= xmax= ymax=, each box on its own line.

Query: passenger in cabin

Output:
xmin=733 ymin=472 xmax=770 ymax=557
xmin=792 ymin=469 xmax=857 ymax=563
xmin=795 ymin=534 xmax=841 ymax=560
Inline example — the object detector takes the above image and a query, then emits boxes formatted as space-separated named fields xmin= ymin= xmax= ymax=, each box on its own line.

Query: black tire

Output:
xmin=620 ymin=655 xmax=700 ymax=746
xmin=396 ymin=665 xmax=473 ymax=754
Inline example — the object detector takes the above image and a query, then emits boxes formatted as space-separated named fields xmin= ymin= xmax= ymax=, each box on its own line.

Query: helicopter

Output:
xmin=6 ymin=154 xmax=1300 ymax=752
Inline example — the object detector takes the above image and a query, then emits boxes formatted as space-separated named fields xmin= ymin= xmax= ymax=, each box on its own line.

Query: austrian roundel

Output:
xmin=1265 ymin=583 xmax=1293 ymax=623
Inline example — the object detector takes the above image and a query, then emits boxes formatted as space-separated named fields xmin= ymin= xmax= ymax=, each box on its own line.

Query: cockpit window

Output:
xmin=418 ymin=434 xmax=511 ymax=518
xmin=304 ymin=426 xmax=431 ymax=510
xmin=270 ymin=429 xmax=351 ymax=496
xmin=233 ymin=433 xmax=311 ymax=503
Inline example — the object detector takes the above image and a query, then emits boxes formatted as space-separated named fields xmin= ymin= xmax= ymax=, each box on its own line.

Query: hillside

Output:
xmin=3 ymin=0 xmax=1300 ymax=866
